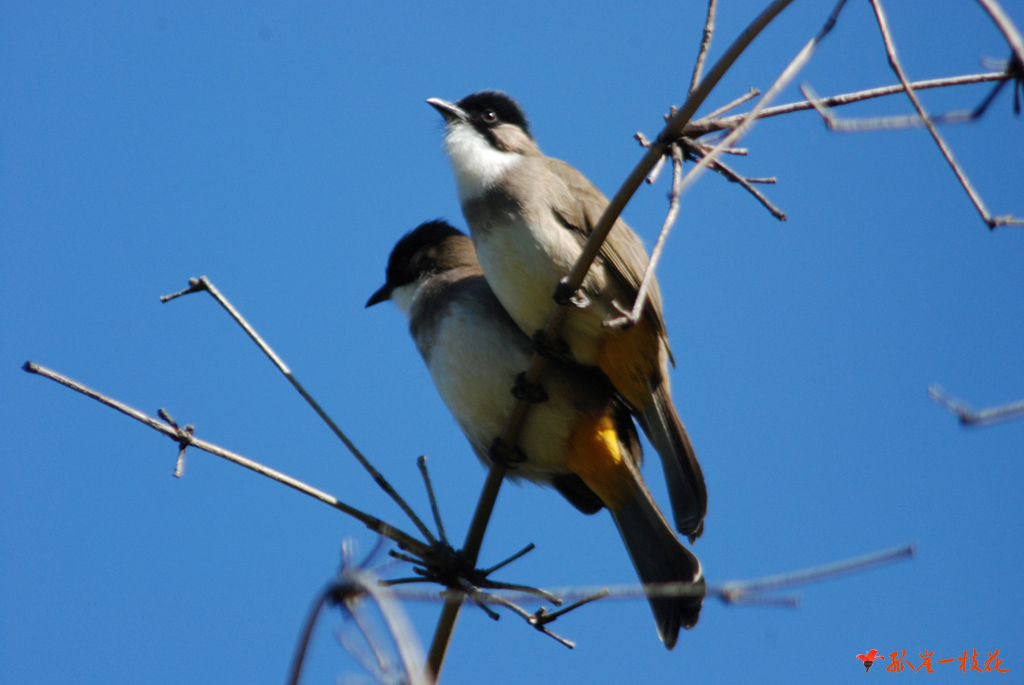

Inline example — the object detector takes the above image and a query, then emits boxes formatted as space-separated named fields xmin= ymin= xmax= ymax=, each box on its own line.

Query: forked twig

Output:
xmin=22 ymin=361 xmax=431 ymax=558
xmin=975 ymin=0 xmax=1024 ymax=69
xmin=867 ymin=0 xmax=1022 ymax=228
xmin=288 ymin=548 xmax=428 ymax=685
xmin=799 ymin=82 xmax=997 ymax=132
xmin=605 ymin=142 xmax=685 ymax=329
xmin=606 ymin=0 xmax=849 ymax=329
xmin=389 ymin=543 xmax=914 ymax=620
xmin=162 ymin=276 xmax=438 ymax=545
xmin=703 ymin=72 xmax=1009 ymax=132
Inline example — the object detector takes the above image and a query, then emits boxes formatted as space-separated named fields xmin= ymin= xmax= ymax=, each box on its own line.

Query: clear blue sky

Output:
xmin=3 ymin=1 xmax=1022 ymax=683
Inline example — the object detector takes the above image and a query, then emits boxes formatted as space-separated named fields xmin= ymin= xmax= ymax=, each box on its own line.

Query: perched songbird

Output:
xmin=367 ymin=220 xmax=705 ymax=647
xmin=426 ymin=91 xmax=707 ymax=540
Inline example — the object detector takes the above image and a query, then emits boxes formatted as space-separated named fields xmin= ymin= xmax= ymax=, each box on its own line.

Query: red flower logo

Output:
xmin=857 ymin=649 xmax=886 ymax=673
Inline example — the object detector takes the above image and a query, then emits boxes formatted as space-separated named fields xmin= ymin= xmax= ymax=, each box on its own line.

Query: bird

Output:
xmin=366 ymin=220 xmax=705 ymax=647
xmin=426 ymin=91 xmax=707 ymax=541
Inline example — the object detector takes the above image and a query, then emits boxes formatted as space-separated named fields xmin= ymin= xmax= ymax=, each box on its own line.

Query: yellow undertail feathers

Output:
xmin=596 ymin=313 xmax=660 ymax=413
xmin=564 ymin=413 xmax=637 ymax=512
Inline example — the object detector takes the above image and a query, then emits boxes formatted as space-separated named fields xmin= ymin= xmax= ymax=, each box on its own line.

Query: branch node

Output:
xmin=552 ymin=278 xmax=590 ymax=309
xmin=160 ymin=277 xmax=208 ymax=303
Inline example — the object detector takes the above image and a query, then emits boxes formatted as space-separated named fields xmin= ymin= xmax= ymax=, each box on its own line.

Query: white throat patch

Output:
xmin=390 ymin=279 xmax=423 ymax=316
xmin=443 ymin=122 xmax=520 ymax=203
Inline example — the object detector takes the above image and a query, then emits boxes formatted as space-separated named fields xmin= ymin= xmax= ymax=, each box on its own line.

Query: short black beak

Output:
xmin=365 ymin=283 xmax=393 ymax=308
xmin=426 ymin=97 xmax=468 ymax=124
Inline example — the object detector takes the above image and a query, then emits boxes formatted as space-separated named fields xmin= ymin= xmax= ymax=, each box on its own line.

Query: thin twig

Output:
xmin=478 ymin=580 xmax=561 ymax=604
xmin=799 ymin=83 xmax=997 ymax=131
xmin=687 ymin=140 xmax=785 ymax=219
xmin=707 ymin=156 xmax=786 ymax=219
xmin=689 ymin=0 xmax=718 ymax=95
xmin=417 ymin=457 xmax=449 ymax=546
xmin=290 ymin=561 xmax=428 ymax=685
xmin=705 ymin=72 xmax=1008 ymax=132
xmin=162 ymin=276 xmax=439 ymax=544
xmin=647 ymin=152 xmax=667 ymax=184
xmin=287 ymin=584 xmax=333 ymax=685
xmin=21 ymin=361 xmax=431 ymax=558
xmin=975 ymin=0 xmax=1024 ymax=70
xmin=715 ymin=543 xmax=915 ymax=601
xmin=605 ymin=143 xmax=685 ymax=329
xmin=389 ymin=543 xmax=913 ymax=611
xmin=158 ymin=408 xmax=193 ymax=478
xmin=535 ymin=589 xmax=611 ymax=622
xmin=480 ymin=543 xmax=536 ymax=576
xmin=608 ymin=0 xmax=848 ymax=329
xmin=868 ymin=0 xmax=1022 ymax=228
xmin=928 ymin=384 xmax=1024 ymax=426
xmin=704 ymin=87 xmax=760 ymax=120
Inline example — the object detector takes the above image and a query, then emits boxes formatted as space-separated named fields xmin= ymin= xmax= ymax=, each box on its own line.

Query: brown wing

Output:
xmin=545 ymin=157 xmax=673 ymax=363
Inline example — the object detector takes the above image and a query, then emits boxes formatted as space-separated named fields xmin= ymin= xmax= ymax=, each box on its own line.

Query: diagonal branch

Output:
xmin=975 ymin=0 xmax=1024 ymax=70
xmin=868 ymin=0 xmax=1023 ymax=228
xmin=162 ymin=276 xmax=438 ymax=545
xmin=21 ymin=360 xmax=432 ymax=558
xmin=604 ymin=143 xmax=685 ymax=329
xmin=703 ymin=72 xmax=1009 ymax=132
xmin=928 ymin=384 xmax=1024 ymax=426
xmin=606 ymin=0 xmax=849 ymax=329
xmin=799 ymin=82 xmax=1004 ymax=132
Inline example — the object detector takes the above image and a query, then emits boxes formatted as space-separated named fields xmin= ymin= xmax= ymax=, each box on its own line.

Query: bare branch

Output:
xmin=605 ymin=143 xmax=685 ymax=329
xmin=975 ymin=0 xmax=1024 ymax=70
xmin=162 ymin=276 xmax=439 ymax=545
xmin=705 ymin=72 xmax=1008 ymax=132
xmin=799 ymin=83 xmax=997 ymax=132
xmin=608 ymin=0 xmax=847 ymax=330
xmin=21 ymin=361 xmax=432 ymax=558
xmin=704 ymin=87 xmax=760 ymax=120
xmin=715 ymin=543 xmax=915 ymax=602
xmin=288 ymin=584 xmax=332 ymax=685
xmin=290 ymin=558 xmax=428 ymax=685
xmin=393 ymin=543 xmax=914 ymax=611
xmin=868 ymin=0 xmax=1023 ymax=228
xmin=928 ymin=384 xmax=1024 ymax=426
xmin=689 ymin=0 xmax=718 ymax=95
xmin=417 ymin=457 xmax=449 ymax=546
xmin=687 ymin=139 xmax=785 ymax=219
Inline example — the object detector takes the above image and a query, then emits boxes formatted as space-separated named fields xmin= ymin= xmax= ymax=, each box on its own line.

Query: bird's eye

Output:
xmin=481 ymin=109 xmax=497 ymax=123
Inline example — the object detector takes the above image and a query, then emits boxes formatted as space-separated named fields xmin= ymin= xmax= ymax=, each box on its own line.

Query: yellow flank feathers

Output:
xmin=596 ymin=313 xmax=659 ymax=412
xmin=564 ymin=413 xmax=637 ymax=512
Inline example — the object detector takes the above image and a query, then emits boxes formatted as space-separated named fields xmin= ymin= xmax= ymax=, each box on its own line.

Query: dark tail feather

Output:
xmin=610 ymin=477 xmax=705 ymax=649
xmin=638 ymin=384 xmax=707 ymax=541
